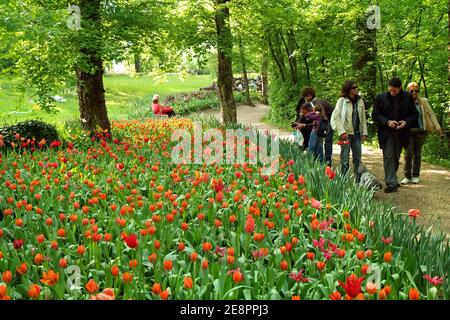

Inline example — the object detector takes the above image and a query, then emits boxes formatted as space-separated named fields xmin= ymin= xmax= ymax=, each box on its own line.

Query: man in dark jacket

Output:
xmin=295 ymin=87 xmax=334 ymax=165
xmin=372 ymin=78 xmax=418 ymax=193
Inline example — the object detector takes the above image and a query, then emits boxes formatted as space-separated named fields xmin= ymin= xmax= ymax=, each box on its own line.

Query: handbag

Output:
xmin=293 ymin=130 xmax=304 ymax=146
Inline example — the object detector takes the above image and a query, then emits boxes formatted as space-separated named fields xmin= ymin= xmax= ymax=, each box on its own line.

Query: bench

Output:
xmin=153 ymin=113 xmax=169 ymax=119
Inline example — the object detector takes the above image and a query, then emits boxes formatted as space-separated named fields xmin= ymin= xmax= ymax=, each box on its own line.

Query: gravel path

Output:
xmin=195 ymin=103 xmax=450 ymax=234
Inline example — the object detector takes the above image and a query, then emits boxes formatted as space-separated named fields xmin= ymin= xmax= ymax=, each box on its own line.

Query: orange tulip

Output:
xmin=111 ymin=265 xmax=120 ymax=277
xmin=232 ymin=271 xmax=244 ymax=284
xmin=122 ymin=272 xmax=133 ymax=283
xmin=0 ymin=285 xmax=7 ymax=298
xmin=366 ymin=282 xmax=377 ymax=295
xmin=27 ymin=284 xmax=41 ymax=299
xmin=329 ymin=291 xmax=342 ymax=300
xmin=280 ymin=260 xmax=288 ymax=271
xmin=41 ymin=270 xmax=59 ymax=286
xmin=383 ymin=252 xmax=392 ymax=263
xmin=183 ymin=276 xmax=193 ymax=289
xmin=2 ymin=271 xmax=12 ymax=283
xmin=163 ymin=260 xmax=173 ymax=271
xmin=85 ymin=279 xmax=99 ymax=294
xmin=201 ymin=259 xmax=209 ymax=270
xmin=316 ymin=261 xmax=326 ymax=271
xmin=152 ymin=283 xmax=162 ymax=295
xmin=409 ymin=288 xmax=420 ymax=300
xmin=160 ymin=289 xmax=169 ymax=300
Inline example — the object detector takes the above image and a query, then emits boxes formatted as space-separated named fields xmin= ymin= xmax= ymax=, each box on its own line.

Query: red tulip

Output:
xmin=244 ymin=216 xmax=255 ymax=234
xmin=408 ymin=209 xmax=420 ymax=218
xmin=13 ymin=239 xmax=24 ymax=250
xmin=125 ymin=234 xmax=138 ymax=248
xmin=338 ymin=274 xmax=364 ymax=298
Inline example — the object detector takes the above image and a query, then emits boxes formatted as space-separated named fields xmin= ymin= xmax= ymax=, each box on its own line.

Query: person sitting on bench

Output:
xmin=152 ymin=94 xmax=176 ymax=117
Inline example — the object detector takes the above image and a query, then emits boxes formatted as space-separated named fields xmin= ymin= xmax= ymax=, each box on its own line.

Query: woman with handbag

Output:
xmin=400 ymin=82 xmax=444 ymax=184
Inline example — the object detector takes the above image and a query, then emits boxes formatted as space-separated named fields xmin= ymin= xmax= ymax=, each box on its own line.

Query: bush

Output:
xmin=422 ymin=133 xmax=450 ymax=169
xmin=0 ymin=120 xmax=59 ymax=151
xmin=165 ymin=91 xmax=220 ymax=115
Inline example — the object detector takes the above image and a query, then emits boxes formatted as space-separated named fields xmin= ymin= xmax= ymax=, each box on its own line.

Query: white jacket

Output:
xmin=331 ymin=97 xmax=368 ymax=136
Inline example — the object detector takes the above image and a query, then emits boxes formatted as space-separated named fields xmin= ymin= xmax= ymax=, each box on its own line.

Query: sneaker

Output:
xmin=411 ymin=177 xmax=419 ymax=184
xmin=400 ymin=178 xmax=411 ymax=185
xmin=384 ymin=186 xmax=398 ymax=193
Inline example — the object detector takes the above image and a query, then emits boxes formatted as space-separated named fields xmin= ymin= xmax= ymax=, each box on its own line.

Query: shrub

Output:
xmin=0 ymin=120 xmax=59 ymax=151
xmin=422 ymin=134 xmax=450 ymax=169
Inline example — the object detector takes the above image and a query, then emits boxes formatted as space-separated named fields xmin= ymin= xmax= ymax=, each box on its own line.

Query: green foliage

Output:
xmin=422 ymin=134 xmax=450 ymax=169
xmin=265 ymin=73 xmax=299 ymax=127
xmin=0 ymin=120 xmax=59 ymax=150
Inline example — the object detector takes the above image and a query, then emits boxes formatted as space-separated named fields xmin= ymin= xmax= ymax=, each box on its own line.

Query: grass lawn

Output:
xmin=0 ymin=74 xmax=214 ymax=125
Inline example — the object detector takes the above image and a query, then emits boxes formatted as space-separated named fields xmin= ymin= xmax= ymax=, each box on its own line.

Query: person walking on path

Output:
xmin=306 ymin=102 xmax=327 ymax=163
xmin=372 ymin=77 xmax=418 ymax=193
xmin=400 ymin=82 xmax=445 ymax=185
xmin=296 ymin=86 xmax=334 ymax=165
xmin=331 ymin=80 xmax=368 ymax=183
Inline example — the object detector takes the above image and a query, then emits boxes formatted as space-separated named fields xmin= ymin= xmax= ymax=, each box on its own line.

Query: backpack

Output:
xmin=317 ymin=118 xmax=329 ymax=137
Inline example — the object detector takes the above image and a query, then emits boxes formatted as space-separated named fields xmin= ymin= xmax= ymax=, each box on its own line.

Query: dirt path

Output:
xmin=195 ymin=103 xmax=450 ymax=234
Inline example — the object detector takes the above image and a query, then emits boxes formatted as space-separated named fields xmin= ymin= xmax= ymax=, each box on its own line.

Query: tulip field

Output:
xmin=0 ymin=118 xmax=448 ymax=300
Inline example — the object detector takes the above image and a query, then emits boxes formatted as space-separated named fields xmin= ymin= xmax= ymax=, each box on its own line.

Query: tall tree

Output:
xmin=238 ymin=36 xmax=253 ymax=106
xmin=76 ymin=0 xmax=110 ymax=132
xmin=215 ymin=0 xmax=236 ymax=123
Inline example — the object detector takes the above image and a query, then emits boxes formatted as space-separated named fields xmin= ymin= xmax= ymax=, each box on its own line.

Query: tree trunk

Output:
xmin=77 ymin=0 xmax=110 ymax=133
xmin=215 ymin=0 xmax=236 ymax=124
xmin=448 ymin=1 xmax=450 ymax=83
xmin=261 ymin=42 xmax=269 ymax=105
xmin=354 ymin=15 xmax=377 ymax=109
xmin=418 ymin=60 xmax=428 ymax=98
xmin=238 ymin=37 xmax=253 ymax=106
xmin=302 ymin=53 xmax=311 ymax=85
xmin=134 ymin=52 xmax=142 ymax=73
xmin=268 ymin=32 xmax=287 ymax=82
xmin=280 ymin=30 xmax=298 ymax=84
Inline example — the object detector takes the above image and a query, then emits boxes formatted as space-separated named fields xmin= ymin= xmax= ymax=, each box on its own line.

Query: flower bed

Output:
xmin=0 ymin=118 xmax=448 ymax=300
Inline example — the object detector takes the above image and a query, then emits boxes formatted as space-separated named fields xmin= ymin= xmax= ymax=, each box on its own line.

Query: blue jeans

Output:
xmin=308 ymin=131 xmax=324 ymax=163
xmin=340 ymin=133 xmax=362 ymax=182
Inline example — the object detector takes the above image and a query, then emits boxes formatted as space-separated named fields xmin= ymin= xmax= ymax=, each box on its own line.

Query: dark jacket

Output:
xmin=372 ymin=90 xmax=418 ymax=149
xmin=298 ymin=114 xmax=314 ymax=151
xmin=295 ymin=97 xmax=333 ymax=122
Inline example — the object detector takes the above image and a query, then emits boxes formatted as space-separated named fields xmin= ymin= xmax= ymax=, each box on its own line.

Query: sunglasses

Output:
xmin=351 ymin=86 xmax=358 ymax=89
xmin=409 ymin=90 xmax=419 ymax=93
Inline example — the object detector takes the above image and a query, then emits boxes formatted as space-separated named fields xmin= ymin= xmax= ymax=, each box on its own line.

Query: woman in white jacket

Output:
xmin=331 ymin=80 xmax=368 ymax=182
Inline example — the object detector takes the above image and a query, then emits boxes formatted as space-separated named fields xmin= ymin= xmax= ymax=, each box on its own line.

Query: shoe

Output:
xmin=400 ymin=178 xmax=411 ymax=185
xmin=411 ymin=177 xmax=419 ymax=184
xmin=384 ymin=186 xmax=398 ymax=193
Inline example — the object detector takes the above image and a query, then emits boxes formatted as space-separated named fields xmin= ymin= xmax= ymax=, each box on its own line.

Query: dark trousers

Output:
xmin=404 ymin=131 xmax=427 ymax=179
xmin=340 ymin=133 xmax=362 ymax=183
xmin=382 ymin=133 xmax=403 ymax=188
xmin=166 ymin=110 xmax=176 ymax=118
xmin=324 ymin=124 xmax=333 ymax=165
